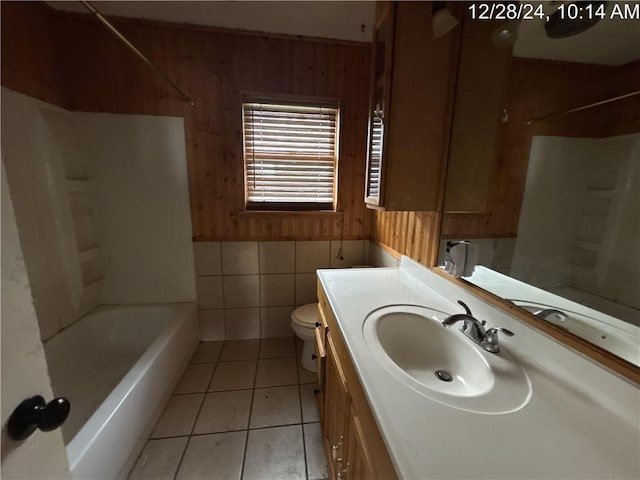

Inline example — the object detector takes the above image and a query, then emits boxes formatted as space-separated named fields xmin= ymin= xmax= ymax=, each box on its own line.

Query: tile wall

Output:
xmin=367 ymin=242 xmax=401 ymax=268
xmin=194 ymin=240 xmax=366 ymax=341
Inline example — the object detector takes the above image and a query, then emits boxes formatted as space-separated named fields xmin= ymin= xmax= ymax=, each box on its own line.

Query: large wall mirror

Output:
xmin=438 ymin=1 xmax=639 ymax=373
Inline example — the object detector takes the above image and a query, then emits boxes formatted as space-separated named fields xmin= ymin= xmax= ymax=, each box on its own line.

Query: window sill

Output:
xmin=237 ymin=210 xmax=344 ymax=219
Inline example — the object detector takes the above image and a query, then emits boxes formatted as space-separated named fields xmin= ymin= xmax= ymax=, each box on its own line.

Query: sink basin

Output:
xmin=362 ymin=305 xmax=532 ymax=414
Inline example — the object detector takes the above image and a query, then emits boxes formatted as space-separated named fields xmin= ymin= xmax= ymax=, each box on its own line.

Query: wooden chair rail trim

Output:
xmin=370 ymin=239 xmax=402 ymax=259
xmin=192 ymin=235 xmax=369 ymax=242
xmin=236 ymin=210 xmax=344 ymax=219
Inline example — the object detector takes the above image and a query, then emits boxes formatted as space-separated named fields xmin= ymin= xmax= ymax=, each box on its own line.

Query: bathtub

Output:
xmin=44 ymin=303 xmax=199 ymax=479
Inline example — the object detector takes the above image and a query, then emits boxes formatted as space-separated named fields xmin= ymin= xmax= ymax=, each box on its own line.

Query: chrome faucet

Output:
xmin=532 ymin=308 xmax=569 ymax=321
xmin=442 ymin=300 xmax=514 ymax=353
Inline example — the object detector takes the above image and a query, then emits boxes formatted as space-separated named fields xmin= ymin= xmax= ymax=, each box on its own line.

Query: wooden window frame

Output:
xmin=241 ymin=93 xmax=341 ymax=212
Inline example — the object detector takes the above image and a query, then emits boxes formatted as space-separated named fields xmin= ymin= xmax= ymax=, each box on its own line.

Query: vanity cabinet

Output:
xmin=364 ymin=1 xmax=460 ymax=211
xmin=317 ymin=284 xmax=397 ymax=479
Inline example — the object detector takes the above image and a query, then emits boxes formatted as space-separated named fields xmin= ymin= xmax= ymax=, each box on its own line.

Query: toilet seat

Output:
xmin=291 ymin=303 xmax=318 ymax=328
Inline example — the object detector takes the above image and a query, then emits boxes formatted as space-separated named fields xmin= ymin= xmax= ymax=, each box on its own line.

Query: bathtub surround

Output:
xmin=129 ymin=338 xmax=327 ymax=480
xmin=2 ymin=88 xmax=199 ymax=478
xmin=512 ymin=134 xmax=640 ymax=317
xmin=46 ymin=303 xmax=199 ymax=479
xmin=76 ymin=113 xmax=196 ymax=305
xmin=1 ymin=89 xmax=196 ymax=343
xmin=1 ymin=163 xmax=71 ymax=479
xmin=195 ymin=240 xmax=366 ymax=341
xmin=1 ymin=89 xmax=94 ymax=340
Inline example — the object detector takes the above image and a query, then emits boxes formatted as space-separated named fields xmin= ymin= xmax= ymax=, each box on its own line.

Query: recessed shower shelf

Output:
xmin=78 ymin=245 xmax=101 ymax=263
xmin=575 ymin=239 xmax=601 ymax=251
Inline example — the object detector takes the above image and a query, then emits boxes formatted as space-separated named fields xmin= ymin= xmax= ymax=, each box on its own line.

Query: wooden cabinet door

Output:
xmin=323 ymin=335 xmax=349 ymax=479
xmin=340 ymin=404 xmax=376 ymax=479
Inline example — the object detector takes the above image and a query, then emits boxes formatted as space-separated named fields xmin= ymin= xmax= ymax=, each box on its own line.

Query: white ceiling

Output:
xmin=48 ymin=1 xmax=640 ymax=65
xmin=47 ymin=1 xmax=376 ymax=43
xmin=513 ymin=1 xmax=640 ymax=65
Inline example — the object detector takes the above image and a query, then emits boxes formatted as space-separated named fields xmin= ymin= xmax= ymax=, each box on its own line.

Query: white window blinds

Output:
xmin=366 ymin=115 xmax=383 ymax=199
xmin=243 ymin=100 xmax=339 ymax=210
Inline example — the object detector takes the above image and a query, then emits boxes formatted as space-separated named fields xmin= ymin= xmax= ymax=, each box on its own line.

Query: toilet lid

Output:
xmin=292 ymin=303 xmax=319 ymax=326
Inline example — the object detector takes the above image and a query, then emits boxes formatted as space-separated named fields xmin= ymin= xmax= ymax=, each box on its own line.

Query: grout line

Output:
xmin=297 ymin=378 xmax=310 ymax=480
xmin=257 ymin=243 xmax=263 ymax=339
xmin=239 ymin=337 xmax=262 ymax=479
xmin=172 ymin=342 xmax=223 ymax=480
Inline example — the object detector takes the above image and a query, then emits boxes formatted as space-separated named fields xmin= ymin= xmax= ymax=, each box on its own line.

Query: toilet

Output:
xmin=291 ymin=303 xmax=320 ymax=373
xmin=292 ymin=266 xmax=374 ymax=372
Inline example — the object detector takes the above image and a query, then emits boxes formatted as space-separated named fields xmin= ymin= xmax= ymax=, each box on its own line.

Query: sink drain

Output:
xmin=435 ymin=370 xmax=453 ymax=382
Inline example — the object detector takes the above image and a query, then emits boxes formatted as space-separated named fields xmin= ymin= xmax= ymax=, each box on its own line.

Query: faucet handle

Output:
xmin=457 ymin=301 xmax=486 ymax=326
xmin=486 ymin=326 xmax=514 ymax=337
xmin=457 ymin=300 xmax=473 ymax=316
xmin=482 ymin=327 xmax=514 ymax=353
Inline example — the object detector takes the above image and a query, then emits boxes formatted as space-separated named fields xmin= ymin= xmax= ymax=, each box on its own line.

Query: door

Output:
xmin=1 ymin=161 xmax=70 ymax=479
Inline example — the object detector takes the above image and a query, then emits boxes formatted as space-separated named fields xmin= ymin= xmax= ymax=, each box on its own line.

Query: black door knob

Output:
xmin=7 ymin=395 xmax=71 ymax=441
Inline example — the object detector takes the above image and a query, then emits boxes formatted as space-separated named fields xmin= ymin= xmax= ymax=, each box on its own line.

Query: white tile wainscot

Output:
xmin=194 ymin=240 xmax=366 ymax=340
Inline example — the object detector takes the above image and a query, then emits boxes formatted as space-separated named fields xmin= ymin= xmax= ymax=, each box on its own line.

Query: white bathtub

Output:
xmin=44 ymin=303 xmax=199 ymax=479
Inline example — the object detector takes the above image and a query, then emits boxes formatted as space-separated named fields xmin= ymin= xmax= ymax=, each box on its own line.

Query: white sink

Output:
xmin=362 ymin=305 xmax=532 ymax=414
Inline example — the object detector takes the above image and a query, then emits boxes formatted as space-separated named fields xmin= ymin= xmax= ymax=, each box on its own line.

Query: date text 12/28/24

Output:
xmin=468 ymin=2 xmax=639 ymax=22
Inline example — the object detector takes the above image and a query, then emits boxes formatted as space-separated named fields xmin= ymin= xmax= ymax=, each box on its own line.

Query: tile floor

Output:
xmin=128 ymin=338 xmax=328 ymax=480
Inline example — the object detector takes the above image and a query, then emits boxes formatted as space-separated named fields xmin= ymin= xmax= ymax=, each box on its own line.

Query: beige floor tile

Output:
xmin=259 ymin=337 xmax=296 ymax=359
xmin=190 ymin=341 xmax=223 ymax=363
xmin=176 ymin=431 xmax=246 ymax=480
xmin=300 ymin=383 xmax=320 ymax=423
xmin=219 ymin=339 xmax=260 ymax=361
xmin=151 ymin=394 xmax=203 ymax=438
xmin=303 ymin=423 xmax=329 ymax=480
xmin=255 ymin=357 xmax=298 ymax=387
xmin=128 ymin=437 xmax=188 ymax=480
xmin=298 ymin=363 xmax=317 ymax=385
xmin=243 ymin=425 xmax=306 ymax=480
xmin=174 ymin=363 xmax=216 ymax=394
xmin=250 ymin=385 xmax=300 ymax=429
xmin=208 ymin=360 xmax=256 ymax=391
xmin=193 ymin=390 xmax=252 ymax=434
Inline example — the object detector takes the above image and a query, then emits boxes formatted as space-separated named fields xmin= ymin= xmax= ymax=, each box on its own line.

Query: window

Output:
xmin=366 ymin=106 xmax=384 ymax=200
xmin=242 ymin=98 xmax=339 ymax=211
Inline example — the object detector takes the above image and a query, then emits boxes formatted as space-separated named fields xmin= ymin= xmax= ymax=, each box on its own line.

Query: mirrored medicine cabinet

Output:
xmin=436 ymin=1 xmax=640 ymax=380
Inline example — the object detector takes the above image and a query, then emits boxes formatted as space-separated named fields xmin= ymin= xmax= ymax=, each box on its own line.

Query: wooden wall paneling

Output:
xmin=0 ymin=3 xmax=70 ymax=108
xmin=370 ymin=211 xmax=439 ymax=265
xmin=442 ymin=57 xmax=640 ymax=239
xmin=2 ymin=3 xmax=372 ymax=241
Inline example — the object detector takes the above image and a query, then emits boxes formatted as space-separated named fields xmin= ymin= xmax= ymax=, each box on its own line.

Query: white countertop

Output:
xmin=317 ymin=257 xmax=640 ymax=480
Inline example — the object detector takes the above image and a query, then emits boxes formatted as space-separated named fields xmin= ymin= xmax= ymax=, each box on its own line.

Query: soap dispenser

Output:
xmin=444 ymin=241 xmax=479 ymax=278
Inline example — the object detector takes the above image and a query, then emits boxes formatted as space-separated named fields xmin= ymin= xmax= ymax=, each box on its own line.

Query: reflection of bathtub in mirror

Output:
xmin=465 ymin=266 xmax=640 ymax=367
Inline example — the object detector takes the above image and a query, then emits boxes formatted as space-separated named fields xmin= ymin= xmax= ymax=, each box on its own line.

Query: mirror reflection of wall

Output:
xmin=512 ymin=133 xmax=639 ymax=327
xmin=439 ymin=2 xmax=640 ymax=366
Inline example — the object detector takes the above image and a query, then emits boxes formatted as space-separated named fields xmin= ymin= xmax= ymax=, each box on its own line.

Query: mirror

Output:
xmin=439 ymin=2 xmax=640 ymax=369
